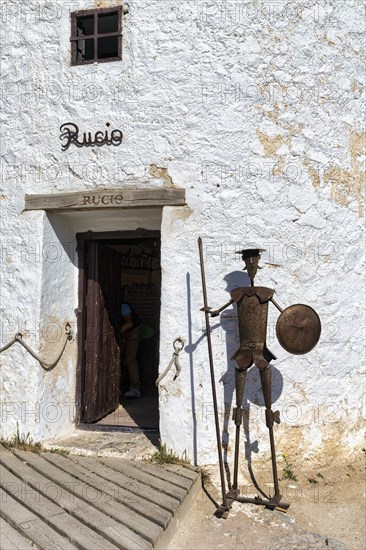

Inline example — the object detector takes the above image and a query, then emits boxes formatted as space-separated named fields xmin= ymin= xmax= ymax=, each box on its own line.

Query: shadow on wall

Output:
xmin=46 ymin=212 xmax=78 ymax=267
xmin=186 ymin=272 xmax=197 ymax=464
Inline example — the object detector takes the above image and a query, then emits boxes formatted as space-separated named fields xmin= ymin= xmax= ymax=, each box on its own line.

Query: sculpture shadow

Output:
xmin=184 ymin=272 xmax=225 ymax=466
xmin=185 ymin=272 xmax=198 ymax=465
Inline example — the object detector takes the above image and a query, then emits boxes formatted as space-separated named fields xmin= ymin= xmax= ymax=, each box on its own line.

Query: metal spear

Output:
xmin=198 ymin=237 xmax=228 ymax=511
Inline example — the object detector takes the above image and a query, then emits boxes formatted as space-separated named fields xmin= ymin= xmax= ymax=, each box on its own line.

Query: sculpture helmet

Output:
xmin=235 ymin=248 xmax=265 ymax=281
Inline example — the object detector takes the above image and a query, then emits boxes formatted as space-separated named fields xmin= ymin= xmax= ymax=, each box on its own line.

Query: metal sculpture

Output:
xmin=199 ymin=242 xmax=321 ymax=516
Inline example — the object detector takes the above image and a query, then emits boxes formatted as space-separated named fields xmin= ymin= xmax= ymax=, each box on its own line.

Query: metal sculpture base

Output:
xmin=215 ymin=490 xmax=290 ymax=519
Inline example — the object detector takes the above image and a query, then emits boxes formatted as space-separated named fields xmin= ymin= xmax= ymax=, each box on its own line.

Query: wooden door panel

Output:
xmin=99 ymin=244 xmax=121 ymax=416
xmin=82 ymin=242 xmax=121 ymax=423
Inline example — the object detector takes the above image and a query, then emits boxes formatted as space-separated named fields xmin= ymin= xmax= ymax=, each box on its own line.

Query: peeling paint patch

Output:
xmin=324 ymin=165 xmax=365 ymax=216
xmin=256 ymin=130 xmax=285 ymax=157
xmin=352 ymin=80 xmax=364 ymax=95
xmin=349 ymin=131 xmax=366 ymax=166
xmin=302 ymin=131 xmax=365 ymax=215
xmin=323 ymin=130 xmax=365 ymax=216
xmin=94 ymin=0 xmax=116 ymax=8
xmin=149 ymin=164 xmax=174 ymax=187
xmin=273 ymin=156 xmax=286 ymax=176
xmin=302 ymin=159 xmax=321 ymax=188
xmin=323 ymin=34 xmax=336 ymax=46
xmin=256 ymin=123 xmax=303 ymax=162
xmin=267 ymin=105 xmax=280 ymax=124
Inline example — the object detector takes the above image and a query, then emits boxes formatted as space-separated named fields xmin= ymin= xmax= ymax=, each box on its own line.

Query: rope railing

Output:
xmin=155 ymin=337 xmax=184 ymax=386
xmin=0 ymin=323 xmax=73 ymax=370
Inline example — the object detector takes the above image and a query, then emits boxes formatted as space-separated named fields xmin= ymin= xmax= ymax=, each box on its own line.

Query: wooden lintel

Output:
xmin=24 ymin=188 xmax=186 ymax=211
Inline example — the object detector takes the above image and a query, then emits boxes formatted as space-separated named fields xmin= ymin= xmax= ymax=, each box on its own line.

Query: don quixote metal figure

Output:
xmin=198 ymin=239 xmax=321 ymax=517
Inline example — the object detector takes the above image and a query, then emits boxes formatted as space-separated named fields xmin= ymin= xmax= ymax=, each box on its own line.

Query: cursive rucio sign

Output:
xmin=60 ymin=122 xmax=123 ymax=151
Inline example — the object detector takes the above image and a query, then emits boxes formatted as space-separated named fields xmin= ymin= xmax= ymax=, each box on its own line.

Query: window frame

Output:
xmin=70 ymin=6 xmax=123 ymax=66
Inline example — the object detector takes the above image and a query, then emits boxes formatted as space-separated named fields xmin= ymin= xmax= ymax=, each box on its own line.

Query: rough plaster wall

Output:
xmin=35 ymin=213 xmax=77 ymax=441
xmin=0 ymin=208 xmax=44 ymax=440
xmin=0 ymin=0 xmax=365 ymax=461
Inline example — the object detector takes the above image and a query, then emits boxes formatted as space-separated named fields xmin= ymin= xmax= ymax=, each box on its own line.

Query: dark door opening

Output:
xmin=77 ymin=231 xmax=161 ymax=432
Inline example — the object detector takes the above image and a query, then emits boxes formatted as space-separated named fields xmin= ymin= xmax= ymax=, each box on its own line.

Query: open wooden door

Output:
xmin=81 ymin=241 xmax=121 ymax=422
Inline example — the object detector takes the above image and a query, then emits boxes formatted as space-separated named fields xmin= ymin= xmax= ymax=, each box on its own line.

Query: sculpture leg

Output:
xmin=232 ymin=368 xmax=248 ymax=491
xmin=259 ymin=366 xmax=281 ymax=499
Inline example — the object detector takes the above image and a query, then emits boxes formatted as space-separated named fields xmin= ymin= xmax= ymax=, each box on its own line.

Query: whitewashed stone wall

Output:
xmin=0 ymin=1 xmax=364 ymax=465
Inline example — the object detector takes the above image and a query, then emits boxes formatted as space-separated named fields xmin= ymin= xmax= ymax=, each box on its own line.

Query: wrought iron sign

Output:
xmin=82 ymin=194 xmax=123 ymax=206
xmin=60 ymin=122 xmax=123 ymax=151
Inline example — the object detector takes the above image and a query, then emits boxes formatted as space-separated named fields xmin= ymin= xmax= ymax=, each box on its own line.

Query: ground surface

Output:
xmin=168 ymin=451 xmax=365 ymax=550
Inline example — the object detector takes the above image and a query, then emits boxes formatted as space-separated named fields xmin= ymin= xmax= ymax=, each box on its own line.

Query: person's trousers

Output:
xmin=121 ymin=328 xmax=140 ymax=389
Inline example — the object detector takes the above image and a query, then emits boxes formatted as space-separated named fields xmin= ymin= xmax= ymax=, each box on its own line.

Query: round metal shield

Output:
xmin=276 ymin=304 xmax=321 ymax=355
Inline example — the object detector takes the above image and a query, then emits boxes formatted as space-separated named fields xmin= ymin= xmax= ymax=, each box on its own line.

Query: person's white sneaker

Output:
xmin=124 ymin=387 xmax=141 ymax=399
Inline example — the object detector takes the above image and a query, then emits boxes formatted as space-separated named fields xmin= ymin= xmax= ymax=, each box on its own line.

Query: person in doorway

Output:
xmin=120 ymin=296 xmax=142 ymax=399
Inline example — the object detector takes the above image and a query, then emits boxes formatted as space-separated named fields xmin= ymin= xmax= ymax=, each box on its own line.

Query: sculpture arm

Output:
xmin=208 ymin=299 xmax=234 ymax=317
xmin=270 ymin=297 xmax=284 ymax=313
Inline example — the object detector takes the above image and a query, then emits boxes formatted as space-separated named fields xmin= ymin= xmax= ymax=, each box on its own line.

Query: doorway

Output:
xmin=76 ymin=230 xmax=161 ymax=432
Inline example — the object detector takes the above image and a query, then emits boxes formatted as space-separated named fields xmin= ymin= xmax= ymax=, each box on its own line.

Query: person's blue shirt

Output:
xmin=121 ymin=303 xmax=132 ymax=317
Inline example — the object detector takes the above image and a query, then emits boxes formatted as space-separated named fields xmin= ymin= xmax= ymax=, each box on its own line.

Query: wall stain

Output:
xmin=302 ymin=159 xmax=320 ymax=188
xmin=281 ymin=426 xmax=304 ymax=456
xmin=323 ymin=34 xmax=336 ymax=46
xmin=94 ymin=0 xmax=117 ymax=8
xmin=323 ymin=130 xmax=365 ymax=217
xmin=352 ymin=80 xmax=364 ymax=95
xmin=323 ymin=166 xmax=364 ymax=216
xmin=266 ymin=102 xmax=280 ymax=124
xmin=256 ymin=124 xmax=303 ymax=164
xmin=272 ymin=156 xmax=286 ymax=176
xmin=257 ymin=92 xmax=364 ymax=216
xmin=149 ymin=164 xmax=175 ymax=187
xmin=256 ymin=130 xmax=285 ymax=157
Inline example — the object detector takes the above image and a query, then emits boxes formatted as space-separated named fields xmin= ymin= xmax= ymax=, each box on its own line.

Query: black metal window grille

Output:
xmin=71 ymin=7 xmax=122 ymax=65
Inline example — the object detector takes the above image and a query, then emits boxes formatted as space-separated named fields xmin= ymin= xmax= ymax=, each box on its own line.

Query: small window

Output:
xmin=71 ymin=7 xmax=122 ymax=65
